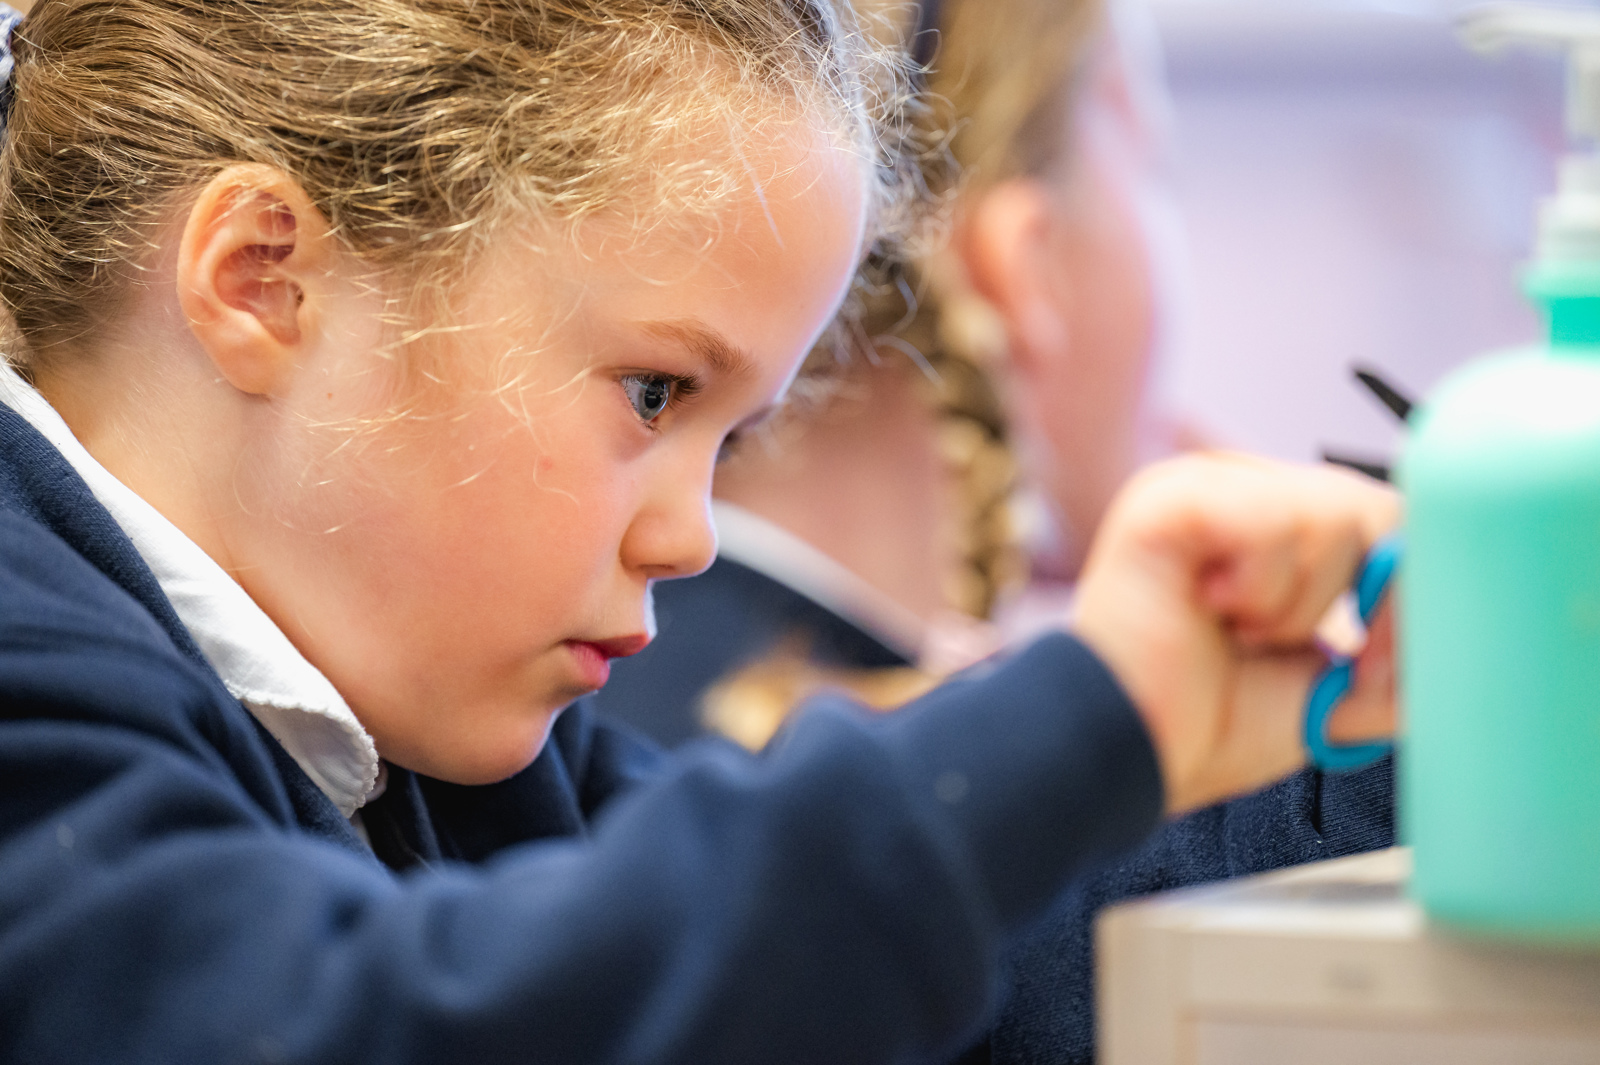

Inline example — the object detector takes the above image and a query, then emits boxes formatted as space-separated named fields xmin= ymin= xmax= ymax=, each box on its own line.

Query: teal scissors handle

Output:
xmin=1304 ymin=533 xmax=1402 ymax=772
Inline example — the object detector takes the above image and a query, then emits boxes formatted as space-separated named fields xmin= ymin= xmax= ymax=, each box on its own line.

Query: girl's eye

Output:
xmin=621 ymin=374 xmax=674 ymax=423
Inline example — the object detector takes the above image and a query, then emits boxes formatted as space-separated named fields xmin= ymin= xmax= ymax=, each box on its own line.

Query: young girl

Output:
xmin=0 ymin=1 xmax=1398 ymax=1062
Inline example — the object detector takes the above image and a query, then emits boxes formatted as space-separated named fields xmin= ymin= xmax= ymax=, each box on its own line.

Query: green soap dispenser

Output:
xmin=1401 ymin=4 xmax=1600 ymax=942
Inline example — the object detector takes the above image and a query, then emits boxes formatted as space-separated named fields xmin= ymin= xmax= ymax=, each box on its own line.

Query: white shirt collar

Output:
xmin=0 ymin=362 xmax=381 ymax=817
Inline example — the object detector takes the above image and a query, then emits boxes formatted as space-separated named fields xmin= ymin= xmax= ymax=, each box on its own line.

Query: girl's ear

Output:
xmin=960 ymin=178 xmax=1070 ymax=378
xmin=176 ymin=164 xmax=333 ymax=396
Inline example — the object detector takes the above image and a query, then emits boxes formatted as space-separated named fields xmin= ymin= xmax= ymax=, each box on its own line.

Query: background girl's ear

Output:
xmin=960 ymin=178 xmax=1071 ymax=378
xmin=176 ymin=164 xmax=333 ymax=396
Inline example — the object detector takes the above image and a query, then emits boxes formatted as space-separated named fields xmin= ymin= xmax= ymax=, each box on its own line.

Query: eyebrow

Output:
xmin=638 ymin=318 xmax=756 ymax=379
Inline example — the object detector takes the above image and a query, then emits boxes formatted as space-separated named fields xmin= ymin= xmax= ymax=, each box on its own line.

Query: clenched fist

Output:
xmin=1073 ymin=453 xmax=1401 ymax=815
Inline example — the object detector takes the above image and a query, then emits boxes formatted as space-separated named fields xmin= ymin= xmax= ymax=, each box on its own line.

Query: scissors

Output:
xmin=1304 ymin=533 xmax=1401 ymax=771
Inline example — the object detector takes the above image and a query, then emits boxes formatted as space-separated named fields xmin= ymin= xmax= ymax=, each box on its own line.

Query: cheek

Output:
xmin=1019 ymin=170 xmax=1160 ymax=554
xmin=283 ymin=405 xmax=628 ymax=664
xmin=408 ymin=421 xmax=630 ymax=619
xmin=1057 ymin=173 xmax=1155 ymax=399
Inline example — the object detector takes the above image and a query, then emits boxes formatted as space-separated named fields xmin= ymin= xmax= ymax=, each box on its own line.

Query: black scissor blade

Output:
xmin=1322 ymin=449 xmax=1391 ymax=483
xmin=1354 ymin=366 xmax=1414 ymax=423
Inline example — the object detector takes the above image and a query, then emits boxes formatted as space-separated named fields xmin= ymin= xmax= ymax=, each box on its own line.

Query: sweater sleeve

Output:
xmin=0 ymin=524 xmax=1162 ymax=1065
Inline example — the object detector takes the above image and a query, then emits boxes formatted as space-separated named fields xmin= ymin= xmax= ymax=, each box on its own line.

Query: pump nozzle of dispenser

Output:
xmin=1459 ymin=4 xmax=1600 ymax=336
xmin=1460 ymin=5 xmax=1600 ymax=142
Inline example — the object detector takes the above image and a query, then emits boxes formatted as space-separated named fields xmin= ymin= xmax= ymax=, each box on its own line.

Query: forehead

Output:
xmin=601 ymin=122 xmax=870 ymax=271
xmin=434 ymin=127 xmax=869 ymax=390
xmin=475 ymin=126 xmax=867 ymax=306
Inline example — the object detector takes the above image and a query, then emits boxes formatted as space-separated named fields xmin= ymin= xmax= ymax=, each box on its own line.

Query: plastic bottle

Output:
xmin=1401 ymin=3 xmax=1600 ymax=942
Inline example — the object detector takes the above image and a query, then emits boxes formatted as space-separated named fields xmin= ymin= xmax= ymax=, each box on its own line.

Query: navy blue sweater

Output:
xmin=0 ymin=402 xmax=1165 ymax=1065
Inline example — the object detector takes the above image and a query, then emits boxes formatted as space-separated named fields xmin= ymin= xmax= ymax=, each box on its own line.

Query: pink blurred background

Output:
xmin=1145 ymin=0 xmax=1569 ymax=467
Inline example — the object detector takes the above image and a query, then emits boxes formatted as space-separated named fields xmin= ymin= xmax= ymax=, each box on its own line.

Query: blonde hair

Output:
xmin=921 ymin=0 xmax=1102 ymax=190
xmin=0 ymin=0 xmax=920 ymax=365
xmin=861 ymin=0 xmax=1104 ymax=619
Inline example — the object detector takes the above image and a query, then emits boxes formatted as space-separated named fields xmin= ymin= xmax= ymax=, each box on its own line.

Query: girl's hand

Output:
xmin=1073 ymin=453 xmax=1402 ymax=816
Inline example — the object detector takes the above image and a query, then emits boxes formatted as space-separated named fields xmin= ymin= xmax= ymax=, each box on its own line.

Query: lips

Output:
xmin=575 ymin=634 xmax=651 ymax=660
xmin=563 ymin=634 xmax=651 ymax=690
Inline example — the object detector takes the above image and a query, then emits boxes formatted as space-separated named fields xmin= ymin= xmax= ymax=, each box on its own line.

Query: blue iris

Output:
xmin=622 ymin=375 xmax=673 ymax=423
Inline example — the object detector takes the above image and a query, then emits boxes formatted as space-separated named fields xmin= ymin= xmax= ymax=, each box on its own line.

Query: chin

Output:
xmin=385 ymin=704 xmax=566 ymax=786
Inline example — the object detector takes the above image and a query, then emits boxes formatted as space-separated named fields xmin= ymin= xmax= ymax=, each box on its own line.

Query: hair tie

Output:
xmin=0 ymin=3 xmax=24 ymax=139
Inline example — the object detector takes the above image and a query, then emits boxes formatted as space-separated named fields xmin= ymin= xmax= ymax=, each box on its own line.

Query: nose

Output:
xmin=620 ymin=459 xmax=719 ymax=580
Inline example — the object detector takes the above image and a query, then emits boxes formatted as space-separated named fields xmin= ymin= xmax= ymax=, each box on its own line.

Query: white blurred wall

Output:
xmin=1149 ymin=0 xmax=1569 ymax=466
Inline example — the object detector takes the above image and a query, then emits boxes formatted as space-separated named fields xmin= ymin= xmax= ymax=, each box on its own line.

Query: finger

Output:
xmin=1164 ymin=648 xmax=1322 ymax=815
xmin=1264 ymin=466 xmax=1401 ymax=641
xmin=1232 ymin=518 xmax=1364 ymax=649
xmin=1327 ymin=598 xmax=1399 ymax=743
xmin=1136 ymin=456 xmax=1310 ymax=623
xmin=1202 ymin=465 xmax=1399 ymax=647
